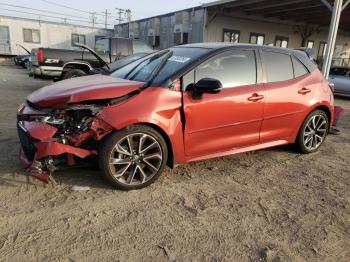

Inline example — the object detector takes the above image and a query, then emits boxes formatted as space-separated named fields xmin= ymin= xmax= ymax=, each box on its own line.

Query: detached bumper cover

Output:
xmin=17 ymin=121 xmax=96 ymax=182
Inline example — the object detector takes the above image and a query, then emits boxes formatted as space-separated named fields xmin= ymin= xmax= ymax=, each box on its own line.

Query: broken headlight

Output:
xmin=41 ymin=115 xmax=65 ymax=125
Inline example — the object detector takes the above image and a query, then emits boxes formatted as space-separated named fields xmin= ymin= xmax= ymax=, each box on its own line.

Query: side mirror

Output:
xmin=190 ymin=78 xmax=223 ymax=100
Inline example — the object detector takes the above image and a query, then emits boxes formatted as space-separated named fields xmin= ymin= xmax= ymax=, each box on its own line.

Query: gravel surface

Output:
xmin=0 ymin=66 xmax=349 ymax=261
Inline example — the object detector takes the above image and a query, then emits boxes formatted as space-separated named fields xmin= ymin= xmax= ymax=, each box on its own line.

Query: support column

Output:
xmin=322 ymin=0 xmax=343 ymax=79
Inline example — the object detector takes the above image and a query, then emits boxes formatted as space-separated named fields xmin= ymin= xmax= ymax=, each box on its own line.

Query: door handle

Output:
xmin=298 ymin=88 xmax=311 ymax=95
xmin=247 ymin=93 xmax=264 ymax=102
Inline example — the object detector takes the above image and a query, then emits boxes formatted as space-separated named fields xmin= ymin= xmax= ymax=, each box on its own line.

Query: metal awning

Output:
xmin=203 ymin=0 xmax=350 ymax=78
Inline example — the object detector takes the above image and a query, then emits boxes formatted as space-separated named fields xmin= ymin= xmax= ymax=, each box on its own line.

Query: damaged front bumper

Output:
xmin=17 ymin=103 xmax=113 ymax=183
xmin=17 ymin=121 xmax=97 ymax=182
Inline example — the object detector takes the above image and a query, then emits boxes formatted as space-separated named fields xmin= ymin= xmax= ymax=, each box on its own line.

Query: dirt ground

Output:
xmin=0 ymin=65 xmax=349 ymax=262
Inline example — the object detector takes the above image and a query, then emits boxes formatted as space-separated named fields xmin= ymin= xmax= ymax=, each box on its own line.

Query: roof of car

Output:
xmin=177 ymin=43 xmax=302 ymax=55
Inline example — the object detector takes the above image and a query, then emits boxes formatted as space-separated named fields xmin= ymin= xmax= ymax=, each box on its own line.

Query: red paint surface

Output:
xmin=27 ymin=75 xmax=144 ymax=108
xmin=20 ymin=67 xmax=335 ymax=180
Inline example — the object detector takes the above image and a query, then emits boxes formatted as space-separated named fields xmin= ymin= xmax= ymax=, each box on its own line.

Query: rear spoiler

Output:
xmin=295 ymin=48 xmax=316 ymax=61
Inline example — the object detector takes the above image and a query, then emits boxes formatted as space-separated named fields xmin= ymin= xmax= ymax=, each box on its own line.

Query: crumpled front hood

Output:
xmin=27 ymin=74 xmax=144 ymax=108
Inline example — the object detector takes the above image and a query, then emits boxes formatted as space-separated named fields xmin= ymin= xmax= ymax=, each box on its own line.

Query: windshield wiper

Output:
xmin=125 ymin=49 xmax=171 ymax=80
xmin=140 ymin=50 xmax=174 ymax=90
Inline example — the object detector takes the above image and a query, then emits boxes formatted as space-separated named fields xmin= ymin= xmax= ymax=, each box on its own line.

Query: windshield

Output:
xmin=108 ymin=53 xmax=151 ymax=72
xmin=110 ymin=47 xmax=209 ymax=85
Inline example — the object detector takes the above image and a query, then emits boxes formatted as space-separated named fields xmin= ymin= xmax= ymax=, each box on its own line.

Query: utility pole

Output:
xmin=115 ymin=8 xmax=125 ymax=24
xmin=103 ymin=9 xmax=111 ymax=29
xmin=125 ymin=9 xmax=132 ymax=22
xmin=90 ymin=12 xmax=97 ymax=28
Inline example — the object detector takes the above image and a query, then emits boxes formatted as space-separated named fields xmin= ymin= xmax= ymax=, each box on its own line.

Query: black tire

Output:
xmin=296 ymin=109 xmax=329 ymax=154
xmin=99 ymin=125 xmax=168 ymax=190
xmin=62 ymin=69 xmax=86 ymax=80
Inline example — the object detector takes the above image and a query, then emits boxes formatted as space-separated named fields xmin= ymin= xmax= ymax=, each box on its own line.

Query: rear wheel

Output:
xmin=297 ymin=110 xmax=329 ymax=154
xmin=99 ymin=125 xmax=168 ymax=190
xmin=63 ymin=69 xmax=86 ymax=79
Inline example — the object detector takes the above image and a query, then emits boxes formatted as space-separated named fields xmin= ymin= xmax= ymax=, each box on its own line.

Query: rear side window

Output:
xmin=292 ymin=56 xmax=309 ymax=78
xmin=195 ymin=50 xmax=257 ymax=88
xmin=263 ymin=51 xmax=293 ymax=83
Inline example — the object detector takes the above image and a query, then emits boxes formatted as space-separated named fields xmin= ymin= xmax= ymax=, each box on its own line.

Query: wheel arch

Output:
xmin=307 ymin=102 xmax=333 ymax=132
xmin=136 ymin=122 xmax=175 ymax=169
xmin=291 ymin=103 xmax=333 ymax=143
xmin=102 ymin=122 xmax=176 ymax=169
xmin=62 ymin=62 xmax=92 ymax=75
xmin=314 ymin=105 xmax=332 ymax=130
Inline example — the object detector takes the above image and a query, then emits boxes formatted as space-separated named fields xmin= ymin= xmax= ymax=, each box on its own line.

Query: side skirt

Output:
xmin=187 ymin=140 xmax=289 ymax=163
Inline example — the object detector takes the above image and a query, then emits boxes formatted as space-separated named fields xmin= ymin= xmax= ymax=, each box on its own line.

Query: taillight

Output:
xmin=37 ymin=48 xmax=44 ymax=63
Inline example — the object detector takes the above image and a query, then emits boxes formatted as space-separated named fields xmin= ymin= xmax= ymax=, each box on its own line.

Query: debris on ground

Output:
xmin=158 ymin=243 xmax=176 ymax=261
xmin=71 ymin=186 xmax=91 ymax=192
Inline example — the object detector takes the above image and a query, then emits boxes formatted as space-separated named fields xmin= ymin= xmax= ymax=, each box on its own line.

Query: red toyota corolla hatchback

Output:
xmin=17 ymin=43 xmax=334 ymax=190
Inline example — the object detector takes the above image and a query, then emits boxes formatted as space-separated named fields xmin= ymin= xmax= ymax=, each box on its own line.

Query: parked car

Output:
xmin=30 ymin=38 xmax=153 ymax=79
xmin=17 ymin=43 xmax=334 ymax=190
xmin=14 ymin=44 xmax=31 ymax=68
xmin=329 ymin=66 xmax=350 ymax=95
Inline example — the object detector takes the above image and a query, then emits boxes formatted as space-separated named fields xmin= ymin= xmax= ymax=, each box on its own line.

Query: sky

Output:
xmin=0 ymin=0 xmax=214 ymax=28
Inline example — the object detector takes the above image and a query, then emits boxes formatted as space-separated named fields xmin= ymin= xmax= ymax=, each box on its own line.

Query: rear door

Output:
xmin=260 ymin=50 xmax=316 ymax=142
xmin=183 ymin=49 xmax=265 ymax=157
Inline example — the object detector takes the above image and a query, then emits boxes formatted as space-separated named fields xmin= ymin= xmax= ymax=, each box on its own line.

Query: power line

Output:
xmin=0 ymin=8 xmax=113 ymax=26
xmin=40 ymin=0 xmax=118 ymax=19
xmin=0 ymin=3 xmax=92 ymax=21
xmin=40 ymin=0 xmax=95 ymax=15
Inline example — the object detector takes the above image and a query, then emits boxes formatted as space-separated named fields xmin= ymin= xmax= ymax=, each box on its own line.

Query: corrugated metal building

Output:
xmin=115 ymin=0 xmax=350 ymax=66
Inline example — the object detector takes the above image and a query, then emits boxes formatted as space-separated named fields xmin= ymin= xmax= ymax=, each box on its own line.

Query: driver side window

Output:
xmin=183 ymin=50 xmax=257 ymax=91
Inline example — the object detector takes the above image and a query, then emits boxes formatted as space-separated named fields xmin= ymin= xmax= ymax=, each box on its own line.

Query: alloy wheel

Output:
xmin=108 ymin=133 xmax=163 ymax=186
xmin=303 ymin=114 xmax=328 ymax=151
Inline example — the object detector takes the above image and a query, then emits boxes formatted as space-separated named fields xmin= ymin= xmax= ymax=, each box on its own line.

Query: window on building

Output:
xmin=292 ymin=56 xmax=309 ymax=78
xmin=250 ymin=33 xmax=265 ymax=45
xmin=306 ymin=40 xmax=314 ymax=49
xmin=195 ymin=50 xmax=257 ymax=88
xmin=23 ymin=29 xmax=40 ymax=43
xmin=318 ymin=42 xmax=327 ymax=58
xmin=262 ymin=51 xmax=294 ymax=83
xmin=72 ymin=33 xmax=86 ymax=46
xmin=174 ymin=32 xmax=188 ymax=45
xmin=223 ymin=29 xmax=240 ymax=43
xmin=95 ymin=36 xmax=110 ymax=54
xmin=275 ymin=36 xmax=289 ymax=48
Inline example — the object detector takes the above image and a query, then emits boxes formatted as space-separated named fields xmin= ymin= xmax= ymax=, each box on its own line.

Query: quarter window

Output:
xmin=72 ymin=33 xmax=86 ymax=46
xmin=250 ymin=33 xmax=265 ymax=45
xmin=23 ymin=29 xmax=40 ymax=43
xmin=262 ymin=51 xmax=293 ymax=83
xmin=195 ymin=50 xmax=257 ymax=88
xmin=292 ymin=56 xmax=309 ymax=78
xmin=223 ymin=29 xmax=240 ymax=43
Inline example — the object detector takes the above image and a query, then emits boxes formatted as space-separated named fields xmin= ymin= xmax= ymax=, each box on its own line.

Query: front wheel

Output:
xmin=296 ymin=110 xmax=329 ymax=154
xmin=99 ymin=125 xmax=168 ymax=190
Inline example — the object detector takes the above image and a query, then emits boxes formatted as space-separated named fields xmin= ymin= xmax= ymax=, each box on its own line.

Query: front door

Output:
xmin=183 ymin=49 xmax=265 ymax=157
